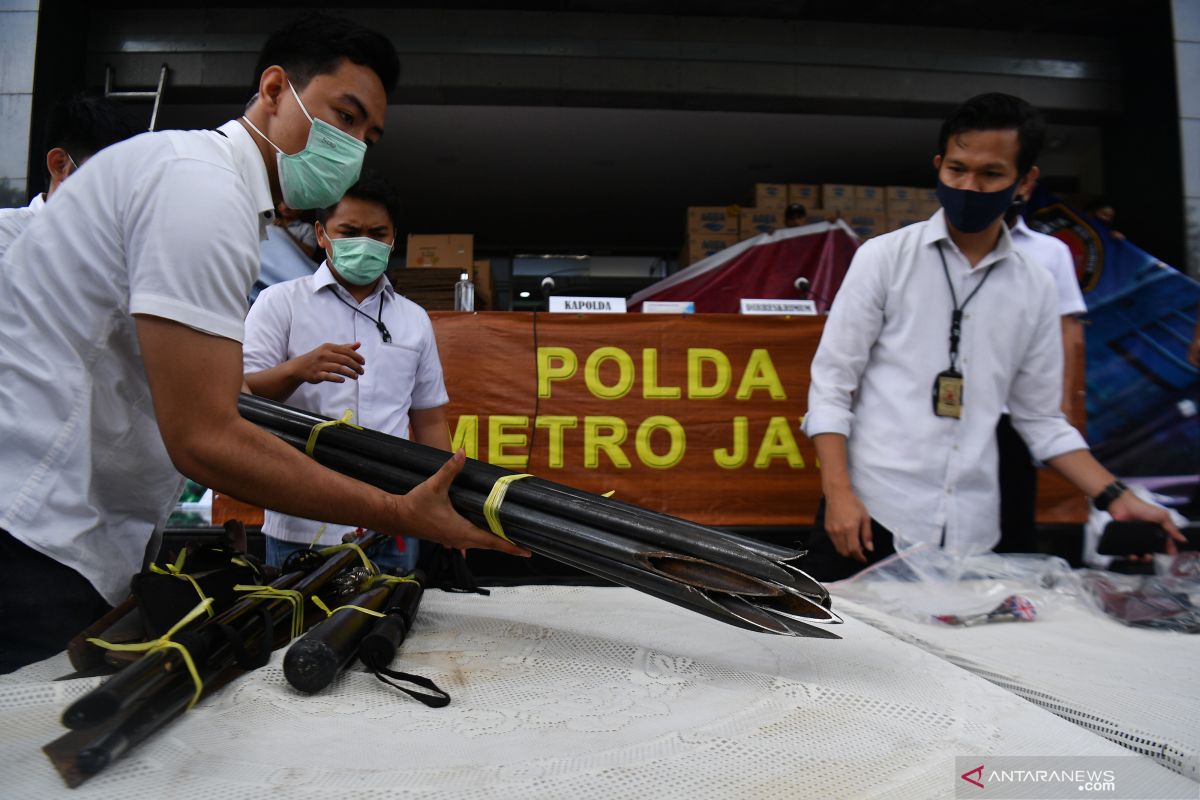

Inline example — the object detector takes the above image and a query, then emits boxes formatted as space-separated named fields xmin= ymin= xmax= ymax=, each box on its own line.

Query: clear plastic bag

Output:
xmin=832 ymin=542 xmax=1076 ymax=626
xmin=1076 ymin=552 xmax=1200 ymax=633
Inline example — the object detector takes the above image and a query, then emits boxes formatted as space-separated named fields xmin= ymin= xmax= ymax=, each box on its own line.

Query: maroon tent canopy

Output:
xmin=629 ymin=221 xmax=860 ymax=313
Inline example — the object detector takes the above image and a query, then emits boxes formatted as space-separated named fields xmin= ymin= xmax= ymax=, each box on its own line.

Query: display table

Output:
xmin=831 ymin=592 xmax=1200 ymax=783
xmin=0 ymin=587 xmax=1192 ymax=799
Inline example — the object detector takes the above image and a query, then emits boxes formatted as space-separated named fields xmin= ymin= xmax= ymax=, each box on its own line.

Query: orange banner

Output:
xmin=430 ymin=312 xmax=1086 ymax=528
xmin=432 ymin=312 xmax=824 ymax=526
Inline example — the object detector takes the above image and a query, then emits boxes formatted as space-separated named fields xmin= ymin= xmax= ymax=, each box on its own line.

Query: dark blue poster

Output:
xmin=1029 ymin=195 xmax=1199 ymax=489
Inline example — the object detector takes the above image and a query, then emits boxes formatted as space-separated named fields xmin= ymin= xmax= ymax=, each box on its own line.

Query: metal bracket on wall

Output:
xmin=104 ymin=64 xmax=169 ymax=132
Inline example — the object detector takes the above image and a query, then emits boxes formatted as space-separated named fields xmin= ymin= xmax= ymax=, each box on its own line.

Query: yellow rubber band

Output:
xmin=305 ymin=409 xmax=362 ymax=456
xmin=368 ymin=574 xmax=419 ymax=589
xmin=88 ymin=597 xmax=213 ymax=711
xmin=307 ymin=523 xmax=329 ymax=549
xmin=601 ymin=490 xmax=616 ymax=498
xmin=483 ymin=473 xmax=533 ymax=542
xmin=311 ymin=595 xmax=385 ymax=619
xmin=319 ymin=542 xmax=377 ymax=575
xmin=234 ymin=585 xmax=306 ymax=641
xmin=149 ymin=551 xmax=213 ymax=617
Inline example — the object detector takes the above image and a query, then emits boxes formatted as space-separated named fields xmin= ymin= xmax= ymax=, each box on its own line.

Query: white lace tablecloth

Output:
xmin=832 ymin=591 xmax=1200 ymax=783
xmin=0 ymin=586 xmax=1193 ymax=799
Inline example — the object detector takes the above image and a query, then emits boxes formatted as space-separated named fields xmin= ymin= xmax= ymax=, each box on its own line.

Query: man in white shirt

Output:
xmin=0 ymin=94 xmax=137 ymax=260
xmin=0 ymin=14 xmax=525 ymax=673
xmin=802 ymin=92 xmax=1181 ymax=581
xmin=244 ymin=172 xmax=451 ymax=572
xmin=996 ymin=200 xmax=1088 ymax=552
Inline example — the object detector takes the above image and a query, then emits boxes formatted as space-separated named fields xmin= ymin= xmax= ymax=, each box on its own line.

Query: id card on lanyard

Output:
xmin=932 ymin=242 xmax=995 ymax=419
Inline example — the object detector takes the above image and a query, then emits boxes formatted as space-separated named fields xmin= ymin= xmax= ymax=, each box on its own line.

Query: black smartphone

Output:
xmin=1097 ymin=521 xmax=1200 ymax=555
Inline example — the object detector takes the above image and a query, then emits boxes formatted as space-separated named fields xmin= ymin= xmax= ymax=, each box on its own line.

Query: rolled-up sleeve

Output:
xmin=803 ymin=240 xmax=888 ymax=439
xmin=242 ymin=284 xmax=293 ymax=373
xmin=1008 ymin=279 xmax=1088 ymax=460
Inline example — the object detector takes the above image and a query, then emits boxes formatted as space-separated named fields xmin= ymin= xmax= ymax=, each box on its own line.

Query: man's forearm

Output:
xmin=1046 ymin=449 xmax=1113 ymax=498
xmin=244 ymin=363 xmax=302 ymax=402
xmin=812 ymin=432 xmax=854 ymax=496
xmin=411 ymin=406 xmax=451 ymax=451
xmin=181 ymin=412 xmax=410 ymax=535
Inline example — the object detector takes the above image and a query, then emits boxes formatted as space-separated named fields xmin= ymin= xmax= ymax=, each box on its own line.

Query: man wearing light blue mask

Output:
xmin=0 ymin=13 xmax=526 ymax=673
xmin=243 ymin=173 xmax=452 ymax=573
xmin=802 ymin=92 xmax=1182 ymax=581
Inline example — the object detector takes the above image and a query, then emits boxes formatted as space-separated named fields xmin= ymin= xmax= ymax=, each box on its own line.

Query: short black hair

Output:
xmin=785 ymin=203 xmax=807 ymax=219
xmin=1084 ymin=196 xmax=1115 ymax=213
xmin=255 ymin=13 xmax=400 ymax=95
xmin=316 ymin=170 xmax=401 ymax=230
xmin=938 ymin=92 xmax=1046 ymax=176
xmin=43 ymin=94 xmax=138 ymax=161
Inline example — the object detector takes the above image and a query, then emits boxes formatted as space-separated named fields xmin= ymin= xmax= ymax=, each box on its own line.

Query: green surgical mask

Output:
xmin=329 ymin=236 xmax=393 ymax=285
xmin=242 ymin=82 xmax=367 ymax=209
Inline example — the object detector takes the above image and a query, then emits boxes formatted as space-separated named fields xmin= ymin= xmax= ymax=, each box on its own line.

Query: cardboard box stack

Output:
xmin=739 ymin=208 xmax=781 ymax=241
xmin=753 ymin=183 xmax=788 ymax=211
xmin=406 ymin=234 xmax=474 ymax=270
xmin=787 ymin=184 xmax=820 ymax=207
xmin=684 ymin=205 xmax=739 ymax=265
xmin=395 ymin=234 xmax=476 ymax=310
xmin=885 ymin=186 xmax=940 ymax=232
xmin=680 ymin=182 xmax=939 ymax=263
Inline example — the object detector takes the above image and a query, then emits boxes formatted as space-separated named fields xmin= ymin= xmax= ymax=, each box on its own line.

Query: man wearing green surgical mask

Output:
xmin=0 ymin=13 xmax=527 ymax=674
xmin=243 ymin=173 xmax=452 ymax=572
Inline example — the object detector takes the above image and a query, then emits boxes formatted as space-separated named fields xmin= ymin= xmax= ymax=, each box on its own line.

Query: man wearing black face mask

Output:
xmin=801 ymin=93 xmax=1182 ymax=580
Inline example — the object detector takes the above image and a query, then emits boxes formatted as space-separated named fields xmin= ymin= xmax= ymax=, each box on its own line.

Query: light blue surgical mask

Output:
xmin=329 ymin=235 xmax=393 ymax=285
xmin=242 ymin=82 xmax=367 ymax=209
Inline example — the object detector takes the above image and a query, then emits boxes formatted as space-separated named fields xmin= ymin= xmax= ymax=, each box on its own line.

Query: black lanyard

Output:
xmin=936 ymin=242 xmax=995 ymax=371
xmin=330 ymin=288 xmax=391 ymax=343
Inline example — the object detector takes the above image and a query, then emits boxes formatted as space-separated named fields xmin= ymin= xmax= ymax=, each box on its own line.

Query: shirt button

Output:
xmin=946 ymin=487 xmax=954 ymax=494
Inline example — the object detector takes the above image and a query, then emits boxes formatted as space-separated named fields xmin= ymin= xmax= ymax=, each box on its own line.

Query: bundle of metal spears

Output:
xmin=239 ymin=394 xmax=843 ymax=639
xmin=45 ymin=537 xmax=434 ymax=787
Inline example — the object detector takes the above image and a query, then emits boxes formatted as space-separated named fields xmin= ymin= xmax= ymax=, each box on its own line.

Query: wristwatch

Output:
xmin=1093 ymin=479 xmax=1129 ymax=512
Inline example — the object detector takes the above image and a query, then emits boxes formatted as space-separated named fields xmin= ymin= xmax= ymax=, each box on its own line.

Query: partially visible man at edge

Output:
xmin=0 ymin=13 xmax=527 ymax=674
xmin=0 ymin=94 xmax=137 ymax=260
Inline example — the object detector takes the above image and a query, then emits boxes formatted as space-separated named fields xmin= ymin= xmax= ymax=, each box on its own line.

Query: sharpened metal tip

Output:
xmin=700 ymin=592 xmax=794 ymax=635
xmin=753 ymin=592 xmax=844 ymax=625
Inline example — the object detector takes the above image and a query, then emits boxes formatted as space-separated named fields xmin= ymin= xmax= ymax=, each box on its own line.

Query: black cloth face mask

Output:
xmin=936 ymin=178 xmax=1019 ymax=233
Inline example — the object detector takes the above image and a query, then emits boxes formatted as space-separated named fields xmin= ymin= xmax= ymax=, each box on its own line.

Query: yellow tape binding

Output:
xmin=149 ymin=550 xmax=213 ymax=617
xmin=483 ymin=473 xmax=533 ymax=542
xmin=305 ymin=409 xmax=362 ymax=456
xmin=229 ymin=556 xmax=262 ymax=580
xmin=318 ymin=541 xmax=377 ymax=575
xmin=307 ymin=523 xmax=329 ymax=549
xmin=233 ymin=585 xmax=306 ymax=641
xmin=88 ymin=597 xmax=213 ymax=711
xmin=310 ymin=595 xmax=385 ymax=620
xmin=368 ymin=574 xmax=420 ymax=589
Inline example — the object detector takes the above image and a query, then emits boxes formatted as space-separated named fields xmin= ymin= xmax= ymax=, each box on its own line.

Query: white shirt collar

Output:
xmin=310 ymin=260 xmax=395 ymax=300
xmin=216 ymin=120 xmax=275 ymax=220
xmin=920 ymin=208 xmax=1016 ymax=270
xmin=1009 ymin=216 xmax=1033 ymax=239
xmin=27 ymin=193 xmax=46 ymax=213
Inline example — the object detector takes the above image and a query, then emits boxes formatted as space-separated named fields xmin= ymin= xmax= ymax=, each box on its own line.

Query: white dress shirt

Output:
xmin=0 ymin=192 xmax=46 ymax=261
xmin=1010 ymin=217 xmax=1087 ymax=316
xmin=0 ymin=120 xmax=272 ymax=604
xmin=803 ymin=210 xmax=1089 ymax=553
xmin=243 ymin=262 xmax=450 ymax=546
